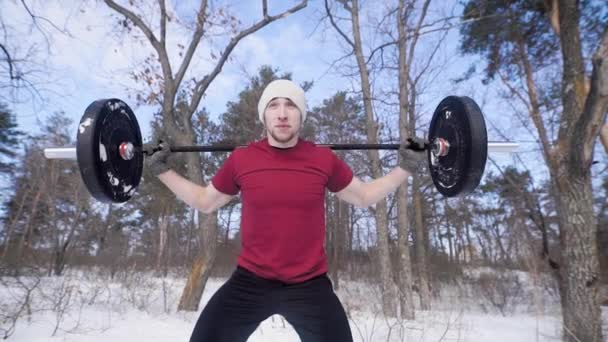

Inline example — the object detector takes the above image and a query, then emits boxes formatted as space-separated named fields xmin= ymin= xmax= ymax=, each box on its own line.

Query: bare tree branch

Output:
xmin=366 ymin=40 xmax=397 ymax=65
xmin=174 ymin=0 xmax=208 ymax=92
xmin=187 ymin=0 xmax=308 ymax=116
xmin=104 ymin=0 xmax=160 ymax=47
xmin=412 ymin=27 xmax=449 ymax=86
xmin=20 ymin=0 xmax=71 ymax=38
xmin=262 ymin=0 xmax=268 ymax=18
xmin=366 ymin=12 xmax=458 ymax=66
xmin=324 ymin=0 xmax=355 ymax=50
xmin=103 ymin=0 xmax=174 ymax=87
xmin=0 ymin=43 xmax=16 ymax=80
xmin=497 ymin=70 xmax=533 ymax=112
xmin=406 ymin=0 xmax=431 ymax=66
xmin=580 ymin=26 xmax=608 ymax=152
xmin=159 ymin=0 xmax=167 ymax=45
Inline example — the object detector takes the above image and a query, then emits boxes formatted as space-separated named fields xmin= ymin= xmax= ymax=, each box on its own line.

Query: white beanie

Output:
xmin=257 ymin=79 xmax=307 ymax=124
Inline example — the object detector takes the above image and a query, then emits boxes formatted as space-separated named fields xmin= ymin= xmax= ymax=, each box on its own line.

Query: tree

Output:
xmin=324 ymin=0 xmax=400 ymax=316
xmin=1 ymin=111 xmax=88 ymax=276
xmin=0 ymin=1 xmax=71 ymax=104
xmin=0 ymin=103 xmax=22 ymax=217
xmin=103 ymin=0 xmax=308 ymax=311
xmin=309 ymin=91 xmax=367 ymax=289
xmin=597 ymin=176 xmax=608 ymax=284
xmin=324 ymin=0 xmax=452 ymax=317
xmin=460 ymin=1 xmax=608 ymax=340
xmin=0 ymin=103 xmax=21 ymax=176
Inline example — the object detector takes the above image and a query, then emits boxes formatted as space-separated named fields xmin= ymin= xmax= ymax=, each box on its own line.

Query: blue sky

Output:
xmin=4 ymin=1 xmax=478 ymax=135
xmin=2 ymin=0 xmax=569 ymax=186
xmin=5 ymin=0 xmax=350 ymax=139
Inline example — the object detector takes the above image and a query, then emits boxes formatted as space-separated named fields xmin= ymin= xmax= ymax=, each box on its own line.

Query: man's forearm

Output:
xmin=157 ymin=170 xmax=205 ymax=210
xmin=361 ymin=167 xmax=410 ymax=206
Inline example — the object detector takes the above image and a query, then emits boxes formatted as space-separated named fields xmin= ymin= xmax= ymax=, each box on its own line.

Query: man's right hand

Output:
xmin=143 ymin=141 xmax=172 ymax=176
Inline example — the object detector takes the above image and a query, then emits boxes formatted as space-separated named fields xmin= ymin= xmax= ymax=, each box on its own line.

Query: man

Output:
xmin=145 ymin=79 xmax=426 ymax=342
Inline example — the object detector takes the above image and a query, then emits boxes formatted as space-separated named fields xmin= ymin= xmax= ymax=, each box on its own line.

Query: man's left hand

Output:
xmin=399 ymin=137 xmax=428 ymax=174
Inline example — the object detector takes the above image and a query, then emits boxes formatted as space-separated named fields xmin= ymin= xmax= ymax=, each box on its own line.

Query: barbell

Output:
xmin=43 ymin=96 xmax=518 ymax=203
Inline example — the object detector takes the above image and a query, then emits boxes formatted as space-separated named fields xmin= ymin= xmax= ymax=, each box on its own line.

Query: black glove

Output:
xmin=143 ymin=140 xmax=172 ymax=176
xmin=399 ymin=137 xmax=428 ymax=174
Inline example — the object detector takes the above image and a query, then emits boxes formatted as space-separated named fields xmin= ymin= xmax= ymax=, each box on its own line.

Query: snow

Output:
xmin=1 ymin=270 xmax=606 ymax=341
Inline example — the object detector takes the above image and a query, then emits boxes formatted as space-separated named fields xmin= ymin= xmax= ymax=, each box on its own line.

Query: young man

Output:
xmin=145 ymin=79 xmax=426 ymax=342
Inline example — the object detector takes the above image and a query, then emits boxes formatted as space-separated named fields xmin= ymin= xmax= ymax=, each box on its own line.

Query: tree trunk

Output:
xmin=554 ymin=174 xmax=602 ymax=341
xmin=177 ymin=143 xmax=219 ymax=311
xmin=336 ymin=0 xmax=398 ymax=316
xmin=396 ymin=185 xmax=415 ymax=319
xmin=464 ymin=221 xmax=474 ymax=263
xmin=178 ymin=212 xmax=218 ymax=311
xmin=52 ymin=187 xmax=84 ymax=276
xmin=553 ymin=1 xmax=606 ymax=340
xmin=186 ymin=209 xmax=195 ymax=262
xmin=95 ymin=204 xmax=113 ymax=257
xmin=328 ymin=195 xmax=346 ymax=290
xmin=156 ymin=207 xmax=169 ymax=276
xmin=413 ymin=175 xmax=431 ymax=310
xmin=326 ymin=195 xmax=336 ymax=281
xmin=16 ymin=188 xmax=42 ymax=261
xmin=445 ymin=225 xmax=454 ymax=263
xmin=1 ymin=184 xmax=30 ymax=261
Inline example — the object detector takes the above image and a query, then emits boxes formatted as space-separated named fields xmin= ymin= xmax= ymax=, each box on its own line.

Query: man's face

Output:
xmin=263 ymin=97 xmax=301 ymax=146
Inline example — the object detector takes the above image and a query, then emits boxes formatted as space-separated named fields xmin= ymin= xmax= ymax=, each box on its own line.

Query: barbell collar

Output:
xmin=43 ymin=148 xmax=78 ymax=160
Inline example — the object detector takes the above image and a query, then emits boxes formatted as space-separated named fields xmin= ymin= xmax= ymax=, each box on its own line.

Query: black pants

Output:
xmin=189 ymin=267 xmax=353 ymax=342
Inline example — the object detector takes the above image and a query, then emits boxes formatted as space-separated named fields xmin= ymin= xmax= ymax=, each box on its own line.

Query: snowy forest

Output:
xmin=1 ymin=1 xmax=607 ymax=341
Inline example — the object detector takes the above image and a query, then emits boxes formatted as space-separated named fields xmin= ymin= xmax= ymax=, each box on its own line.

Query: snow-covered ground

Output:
xmin=1 ymin=269 xmax=606 ymax=341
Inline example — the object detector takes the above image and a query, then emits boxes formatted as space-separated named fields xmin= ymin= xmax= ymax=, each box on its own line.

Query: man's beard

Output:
xmin=268 ymin=127 xmax=299 ymax=144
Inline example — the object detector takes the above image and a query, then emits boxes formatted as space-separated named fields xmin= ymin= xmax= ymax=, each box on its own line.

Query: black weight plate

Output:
xmin=76 ymin=99 xmax=143 ymax=203
xmin=427 ymin=96 xmax=487 ymax=197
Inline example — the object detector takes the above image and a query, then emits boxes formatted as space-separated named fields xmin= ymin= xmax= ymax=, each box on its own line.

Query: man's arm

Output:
xmin=336 ymin=137 xmax=426 ymax=207
xmin=158 ymin=170 xmax=234 ymax=214
xmin=336 ymin=167 xmax=410 ymax=208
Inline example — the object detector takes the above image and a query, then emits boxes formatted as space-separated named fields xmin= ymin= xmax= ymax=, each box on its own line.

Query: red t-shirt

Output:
xmin=212 ymin=138 xmax=353 ymax=283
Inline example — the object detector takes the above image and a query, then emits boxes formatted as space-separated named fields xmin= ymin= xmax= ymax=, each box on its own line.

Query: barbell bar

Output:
xmin=43 ymin=97 xmax=518 ymax=202
xmin=43 ymin=142 xmax=519 ymax=159
xmin=44 ymin=141 xmax=519 ymax=160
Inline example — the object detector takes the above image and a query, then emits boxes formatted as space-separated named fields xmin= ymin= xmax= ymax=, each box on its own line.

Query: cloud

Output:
xmin=4 ymin=1 xmax=378 ymax=138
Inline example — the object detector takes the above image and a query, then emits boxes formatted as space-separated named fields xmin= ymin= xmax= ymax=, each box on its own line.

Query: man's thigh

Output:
xmin=189 ymin=268 xmax=274 ymax=342
xmin=279 ymin=275 xmax=353 ymax=342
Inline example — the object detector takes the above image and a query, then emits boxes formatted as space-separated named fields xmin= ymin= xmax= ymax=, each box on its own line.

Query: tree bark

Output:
xmin=177 ymin=144 xmax=219 ymax=311
xmin=396 ymin=185 xmax=414 ymax=319
xmin=413 ymin=175 xmax=431 ymax=310
xmin=16 ymin=187 xmax=42 ymax=261
xmin=178 ymin=212 xmax=218 ymax=311
xmin=552 ymin=1 xmax=607 ymax=340
xmin=555 ymin=177 xmax=602 ymax=342
xmin=156 ymin=206 xmax=170 ymax=276
xmin=52 ymin=186 xmax=85 ymax=276
xmin=329 ymin=196 xmax=347 ymax=290
xmin=344 ymin=0 xmax=398 ymax=316
xmin=1 ymin=184 xmax=31 ymax=261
